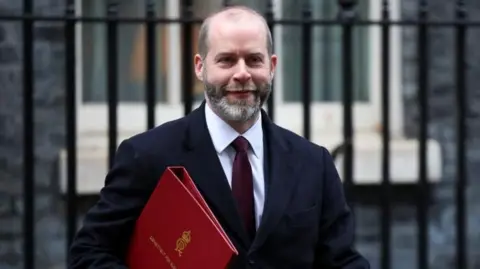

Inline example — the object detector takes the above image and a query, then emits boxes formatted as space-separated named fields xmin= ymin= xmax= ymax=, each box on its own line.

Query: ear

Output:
xmin=194 ymin=54 xmax=204 ymax=81
xmin=269 ymin=54 xmax=278 ymax=78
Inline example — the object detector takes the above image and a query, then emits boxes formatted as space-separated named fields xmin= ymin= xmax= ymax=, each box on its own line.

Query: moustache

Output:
xmin=222 ymin=85 xmax=257 ymax=92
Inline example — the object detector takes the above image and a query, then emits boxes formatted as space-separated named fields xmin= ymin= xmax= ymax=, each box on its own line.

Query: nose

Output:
xmin=232 ymin=59 xmax=251 ymax=84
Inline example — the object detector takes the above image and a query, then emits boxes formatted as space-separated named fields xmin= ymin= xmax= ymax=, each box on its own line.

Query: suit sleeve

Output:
xmin=313 ymin=147 xmax=370 ymax=269
xmin=68 ymin=140 xmax=153 ymax=269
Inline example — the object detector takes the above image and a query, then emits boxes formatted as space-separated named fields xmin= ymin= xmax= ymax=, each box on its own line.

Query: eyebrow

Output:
xmin=214 ymin=52 xmax=265 ymax=60
xmin=249 ymin=52 xmax=265 ymax=59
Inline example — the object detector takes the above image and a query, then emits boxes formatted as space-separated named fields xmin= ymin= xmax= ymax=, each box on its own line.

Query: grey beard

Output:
xmin=204 ymin=81 xmax=271 ymax=123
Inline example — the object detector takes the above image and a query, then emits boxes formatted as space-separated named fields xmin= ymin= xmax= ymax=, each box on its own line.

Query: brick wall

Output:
xmin=0 ymin=0 xmax=67 ymax=268
xmin=0 ymin=1 xmax=479 ymax=269
xmin=405 ymin=0 xmax=480 ymax=267
xmin=353 ymin=1 xmax=480 ymax=269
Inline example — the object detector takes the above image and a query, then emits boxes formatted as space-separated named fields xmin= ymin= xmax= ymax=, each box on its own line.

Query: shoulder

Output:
xmin=272 ymin=124 xmax=331 ymax=161
xmin=270 ymin=124 xmax=338 ymax=179
xmin=118 ymin=115 xmax=190 ymax=162
xmin=271 ymin=124 xmax=342 ymax=196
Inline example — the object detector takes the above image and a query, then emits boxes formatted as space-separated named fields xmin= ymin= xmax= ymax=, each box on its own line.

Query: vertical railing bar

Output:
xmin=455 ymin=1 xmax=467 ymax=268
xmin=107 ymin=1 xmax=119 ymax=168
xmin=302 ymin=1 xmax=311 ymax=140
xmin=380 ymin=1 xmax=391 ymax=269
xmin=146 ymin=0 xmax=156 ymax=130
xmin=266 ymin=0 xmax=275 ymax=121
xmin=338 ymin=0 xmax=356 ymax=214
xmin=417 ymin=1 xmax=429 ymax=268
xmin=65 ymin=0 xmax=77 ymax=255
xmin=322 ymin=1 xmax=332 ymax=101
xmin=182 ymin=0 xmax=193 ymax=115
xmin=22 ymin=0 xmax=35 ymax=268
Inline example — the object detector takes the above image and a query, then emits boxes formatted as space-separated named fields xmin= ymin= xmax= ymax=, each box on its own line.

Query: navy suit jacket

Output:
xmin=68 ymin=102 xmax=369 ymax=269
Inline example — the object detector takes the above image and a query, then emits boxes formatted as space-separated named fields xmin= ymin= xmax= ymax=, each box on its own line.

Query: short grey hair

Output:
xmin=197 ymin=5 xmax=273 ymax=59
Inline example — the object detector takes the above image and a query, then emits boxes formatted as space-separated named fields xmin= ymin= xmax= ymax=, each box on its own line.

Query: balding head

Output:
xmin=197 ymin=5 xmax=273 ymax=59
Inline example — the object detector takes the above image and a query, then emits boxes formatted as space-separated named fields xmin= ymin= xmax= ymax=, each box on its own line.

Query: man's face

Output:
xmin=194 ymin=14 xmax=277 ymax=122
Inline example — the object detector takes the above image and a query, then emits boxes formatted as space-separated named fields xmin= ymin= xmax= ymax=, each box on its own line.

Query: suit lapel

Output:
xmin=250 ymin=110 xmax=300 ymax=252
xmin=181 ymin=103 xmax=251 ymax=249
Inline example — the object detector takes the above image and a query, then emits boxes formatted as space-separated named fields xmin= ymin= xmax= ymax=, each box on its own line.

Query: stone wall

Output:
xmin=1 ymin=0 xmax=480 ymax=269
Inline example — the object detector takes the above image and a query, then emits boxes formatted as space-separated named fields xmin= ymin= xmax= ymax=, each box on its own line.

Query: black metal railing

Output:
xmin=380 ymin=1 xmax=391 ymax=268
xmin=22 ymin=0 xmax=34 ymax=269
xmin=417 ymin=2 xmax=429 ymax=268
xmin=455 ymin=2 xmax=467 ymax=269
xmin=5 ymin=0 xmax=471 ymax=268
xmin=64 ymin=0 xmax=77 ymax=255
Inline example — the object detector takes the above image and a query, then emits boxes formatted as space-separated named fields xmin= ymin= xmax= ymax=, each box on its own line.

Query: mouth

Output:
xmin=226 ymin=91 xmax=254 ymax=98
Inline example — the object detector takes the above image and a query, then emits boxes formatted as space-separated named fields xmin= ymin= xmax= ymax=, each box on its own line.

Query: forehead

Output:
xmin=207 ymin=12 xmax=268 ymax=54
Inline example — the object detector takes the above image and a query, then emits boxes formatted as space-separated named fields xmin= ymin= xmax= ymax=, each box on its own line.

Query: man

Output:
xmin=68 ymin=5 xmax=369 ymax=269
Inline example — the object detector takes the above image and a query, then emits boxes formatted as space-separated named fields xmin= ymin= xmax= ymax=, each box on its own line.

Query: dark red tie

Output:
xmin=231 ymin=136 xmax=256 ymax=239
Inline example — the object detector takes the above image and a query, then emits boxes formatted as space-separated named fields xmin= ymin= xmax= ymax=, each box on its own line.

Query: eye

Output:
xmin=218 ymin=56 xmax=235 ymax=63
xmin=248 ymin=55 xmax=263 ymax=65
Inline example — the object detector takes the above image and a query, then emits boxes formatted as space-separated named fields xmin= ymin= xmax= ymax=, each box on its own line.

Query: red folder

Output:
xmin=126 ymin=166 xmax=238 ymax=269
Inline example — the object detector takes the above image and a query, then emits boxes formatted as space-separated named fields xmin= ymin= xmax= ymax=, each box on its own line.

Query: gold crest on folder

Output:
xmin=175 ymin=231 xmax=191 ymax=257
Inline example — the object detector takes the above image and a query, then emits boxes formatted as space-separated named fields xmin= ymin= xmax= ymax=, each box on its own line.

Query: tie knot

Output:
xmin=232 ymin=136 xmax=249 ymax=153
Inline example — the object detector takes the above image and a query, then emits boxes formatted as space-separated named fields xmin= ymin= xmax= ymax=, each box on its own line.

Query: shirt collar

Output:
xmin=205 ymin=103 xmax=263 ymax=157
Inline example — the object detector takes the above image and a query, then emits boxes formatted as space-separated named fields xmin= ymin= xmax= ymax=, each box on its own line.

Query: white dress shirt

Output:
xmin=205 ymin=104 xmax=265 ymax=230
